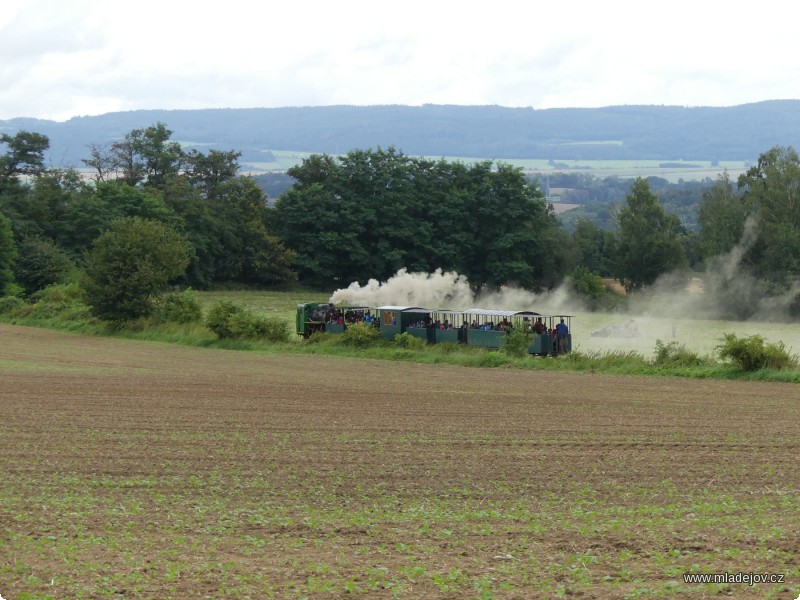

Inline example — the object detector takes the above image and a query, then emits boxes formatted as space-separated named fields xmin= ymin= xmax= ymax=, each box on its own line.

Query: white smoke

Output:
xmin=329 ymin=268 xmax=584 ymax=314
xmin=329 ymin=268 xmax=474 ymax=308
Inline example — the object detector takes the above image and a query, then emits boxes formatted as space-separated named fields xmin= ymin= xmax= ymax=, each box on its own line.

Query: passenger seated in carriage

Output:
xmin=534 ymin=318 xmax=545 ymax=334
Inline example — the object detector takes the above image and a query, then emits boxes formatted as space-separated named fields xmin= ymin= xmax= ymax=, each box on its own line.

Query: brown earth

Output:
xmin=0 ymin=323 xmax=798 ymax=598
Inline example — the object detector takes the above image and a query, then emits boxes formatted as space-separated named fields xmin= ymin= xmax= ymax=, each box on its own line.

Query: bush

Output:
xmin=502 ymin=327 xmax=533 ymax=357
xmin=568 ymin=266 xmax=625 ymax=311
xmin=14 ymin=283 xmax=91 ymax=322
xmin=716 ymin=333 xmax=797 ymax=371
xmin=206 ymin=300 xmax=242 ymax=339
xmin=13 ymin=237 xmax=76 ymax=296
xmin=652 ymin=339 xmax=706 ymax=367
xmin=30 ymin=282 xmax=85 ymax=305
xmin=154 ymin=289 xmax=203 ymax=324
xmin=340 ymin=322 xmax=380 ymax=347
xmin=0 ymin=295 xmax=24 ymax=315
xmin=394 ymin=331 xmax=426 ymax=350
xmin=205 ymin=300 xmax=289 ymax=342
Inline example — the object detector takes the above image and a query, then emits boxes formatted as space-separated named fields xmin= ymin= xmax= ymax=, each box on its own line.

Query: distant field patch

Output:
xmin=559 ymin=140 xmax=624 ymax=146
xmin=238 ymin=150 xmax=749 ymax=182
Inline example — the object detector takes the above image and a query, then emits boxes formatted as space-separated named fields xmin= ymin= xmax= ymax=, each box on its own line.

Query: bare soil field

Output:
xmin=1 ymin=323 xmax=798 ymax=598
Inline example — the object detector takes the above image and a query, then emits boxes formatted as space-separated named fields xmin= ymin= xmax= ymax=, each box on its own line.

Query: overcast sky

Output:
xmin=2 ymin=0 xmax=798 ymax=122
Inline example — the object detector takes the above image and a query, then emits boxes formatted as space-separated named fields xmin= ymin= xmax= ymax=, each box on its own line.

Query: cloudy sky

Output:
xmin=2 ymin=0 xmax=798 ymax=121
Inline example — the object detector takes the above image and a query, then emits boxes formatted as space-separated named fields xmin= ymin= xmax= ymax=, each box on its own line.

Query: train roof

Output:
xmin=376 ymin=305 xmax=431 ymax=312
xmin=463 ymin=308 xmax=542 ymax=317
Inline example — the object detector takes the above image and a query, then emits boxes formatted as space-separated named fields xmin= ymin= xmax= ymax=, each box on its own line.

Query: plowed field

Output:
xmin=1 ymin=323 xmax=798 ymax=598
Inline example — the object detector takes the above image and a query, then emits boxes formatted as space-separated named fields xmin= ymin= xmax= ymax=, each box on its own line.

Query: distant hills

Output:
xmin=2 ymin=101 xmax=800 ymax=169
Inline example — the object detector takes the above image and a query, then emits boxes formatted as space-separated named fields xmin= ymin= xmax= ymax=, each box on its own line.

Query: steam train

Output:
xmin=296 ymin=303 xmax=572 ymax=355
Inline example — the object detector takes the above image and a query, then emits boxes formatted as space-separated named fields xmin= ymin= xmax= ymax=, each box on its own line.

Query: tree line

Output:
xmin=1 ymin=123 xmax=800 ymax=321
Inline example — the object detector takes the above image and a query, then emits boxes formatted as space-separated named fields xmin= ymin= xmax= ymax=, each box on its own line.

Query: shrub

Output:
xmin=568 ymin=266 xmax=625 ymax=311
xmin=16 ymin=283 xmax=91 ymax=322
xmin=154 ymin=289 xmax=203 ymax=324
xmin=13 ymin=237 xmax=76 ymax=296
xmin=206 ymin=300 xmax=242 ymax=339
xmin=394 ymin=331 xmax=426 ymax=350
xmin=0 ymin=295 xmax=24 ymax=315
xmin=652 ymin=339 xmax=706 ymax=367
xmin=502 ymin=327 xmax=532 ymax=358
xmin=228 ymin=311 xmax=289 ymax=342
xmin=29 ymin=282 xmax=85 ymax=305
xmin=716 ymin=333 xmax=797 ymax=371
xmin=340 ymin=322 xmax=380 ymax=347
xmin=205 ymin=300 xmax=288 ymax=342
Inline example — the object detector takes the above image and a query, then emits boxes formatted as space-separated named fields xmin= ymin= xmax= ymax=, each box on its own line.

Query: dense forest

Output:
xmin=2 ymin=101 xmax=800 ymax=167
xmin=2 ymin=123 xmax=800 ymax=322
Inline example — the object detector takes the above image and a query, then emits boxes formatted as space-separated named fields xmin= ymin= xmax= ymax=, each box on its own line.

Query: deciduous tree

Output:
xmin=82 ymin=217 xmax=191 ymax=321
xmin=614 ymin=177 xmax=686 ymax=293
xmin=0 ymin=131 xmax=49 ymax=186
xmin=736 ymin=146 xmax=800 ymax=286
xmin=0 ymin=212 xmax=17 ymax=295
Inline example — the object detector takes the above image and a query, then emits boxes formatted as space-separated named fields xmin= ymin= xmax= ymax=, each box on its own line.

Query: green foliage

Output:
xmin=205 ymin=300 xmax=289 ymax=341
xmin=153 ymin=289 xmax=204 ymax=324
xmin=569 ymin=219 xmax=613 ymax=276
xmin=501 ymin=327 xmax=532 ymax=358
xmin=210 ymin=177 xmax=296 ymax=285
xmin=205 ymin=300 xmax=243 ymax=338
xmin=13 ymin=236 xmax=76 ymax=296
xmin=84 ymin=122 xmax=184 ymax=187
xmin=698 ymin=173 xmax=748 ymax=259
xmin=228 ymin=311 xmax=289 ymax=342
xmin=10 ymin=282 xmax=91 ymax=322
xmin=275 ymin=149 xmax=564 ymax=290
xmin=82 ymin=217 xmax=191 ymax=322
xmin=735 ymin=146 xmax=800 ymax=288
xmin=0 ymin=210 xmax=17 ymax=295
xmin=0 ymin=295 xmax=24 ymax=314
xmin=340 ymin=322 xmax=381 ymax=347
xmin=568 ymin=266 xmax=624 ymax=311
xmin=652 ymin=339 xmax=707 ymax=367
xmin=0 ymin=130 xmax=49 ymax=184
xmin=30 ymin=281 xmax=84 ymax=305
xmin=716 ymin=333 xmax=797 ymax=371
xmin=394 ymin=331 xmax=427 ymax=350
xmin=184 ymin=148 xmax=242 ymax=199
xmin=614 ymin=178 xmax=687 ymax=293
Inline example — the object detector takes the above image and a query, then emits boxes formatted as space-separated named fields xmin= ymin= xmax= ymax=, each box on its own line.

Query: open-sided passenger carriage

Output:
xmin=295 ymin=303 xmax=374 ymax=338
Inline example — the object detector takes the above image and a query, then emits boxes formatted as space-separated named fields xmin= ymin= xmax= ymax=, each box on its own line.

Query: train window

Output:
xmin=383 ymin=311 xmax=395 ymax=325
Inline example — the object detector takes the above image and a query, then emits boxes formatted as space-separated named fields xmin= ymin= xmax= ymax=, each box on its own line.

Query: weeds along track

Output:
xmin=1 ymin=323 xmax=798 ymax=598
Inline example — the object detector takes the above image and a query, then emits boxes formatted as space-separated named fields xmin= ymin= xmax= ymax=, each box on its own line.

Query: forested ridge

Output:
xmin=2 ymin=123 xmax=800 ymax=323
xmin=2 ymin=101 xmax=800 ymax=167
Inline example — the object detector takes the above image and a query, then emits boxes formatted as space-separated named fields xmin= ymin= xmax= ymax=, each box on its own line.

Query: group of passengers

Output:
xmin=325 ymin=309 xmax=375 ymax=325
xmin=469 ymin=318 xmax=513 ymax=331
xmin=410 ymin=318 xmax=456 ymax=330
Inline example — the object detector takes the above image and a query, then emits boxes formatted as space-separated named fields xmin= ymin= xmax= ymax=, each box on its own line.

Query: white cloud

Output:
xmin=1 ymin=0 xmax=799 ymax=120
